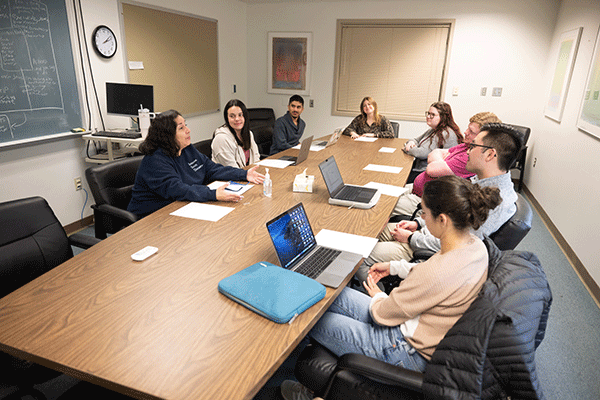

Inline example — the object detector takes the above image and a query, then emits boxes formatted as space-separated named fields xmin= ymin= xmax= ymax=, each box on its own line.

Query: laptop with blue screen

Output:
xmin=266 ymin=203 xmax=362 ymax=288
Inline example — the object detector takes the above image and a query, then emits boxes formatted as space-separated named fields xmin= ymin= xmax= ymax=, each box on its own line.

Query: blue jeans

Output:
xmin=309 ymin=287 xmax=428 ymax=372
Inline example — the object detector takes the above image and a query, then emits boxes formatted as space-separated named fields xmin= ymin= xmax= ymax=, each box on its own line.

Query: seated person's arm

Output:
xmin=342 ymin=116 xmax=360 ymax=137
xmin=409 ymin=217 xmax=442 ymax=253
xmin=378 ymin=117 xmax=395 ymax=138
xmin=211 ymin=134 xmax=239 ymax=168
xmin=140 ymin=155 xmax=225 ymax=203
xmin=426 ymin=160 xmax=454 ymax=177
xmin=270 ymin=119 xmax=288 ymax=154
xmin=427 ymin=148 xmax=449 ymax=163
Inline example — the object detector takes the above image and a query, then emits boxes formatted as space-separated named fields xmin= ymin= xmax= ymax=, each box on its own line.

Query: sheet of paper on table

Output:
xmin=363 ymin=164 xmax=403 ymax=174
xmin=170 ymin=202 xmax=235 ymax=222
xmin=315 ymin=229 xmax=378 ymax=258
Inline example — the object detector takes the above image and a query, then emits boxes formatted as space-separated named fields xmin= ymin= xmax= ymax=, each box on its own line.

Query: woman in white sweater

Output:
xmin=212 ymin=99 xmax=260 ymax=168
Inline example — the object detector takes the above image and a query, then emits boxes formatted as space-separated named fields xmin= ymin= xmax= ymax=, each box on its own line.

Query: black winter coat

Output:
xmin=423 ymin=238 xmax=552 ymax=399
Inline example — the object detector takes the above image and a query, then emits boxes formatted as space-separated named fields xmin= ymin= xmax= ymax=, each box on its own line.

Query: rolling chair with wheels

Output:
xmin=0 ymin=196 xmax=99 ymax=400
xmin=85 ymin=156 xmax=142 ymax=239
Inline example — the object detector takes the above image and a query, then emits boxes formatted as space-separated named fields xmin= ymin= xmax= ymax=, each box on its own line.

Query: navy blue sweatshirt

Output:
xmin=127 ymin=145 xmax=248 ymax=217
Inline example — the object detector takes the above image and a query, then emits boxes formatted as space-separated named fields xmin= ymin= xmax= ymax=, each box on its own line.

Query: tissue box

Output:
xmin=293 ymin=175 xmax=315 ymax=192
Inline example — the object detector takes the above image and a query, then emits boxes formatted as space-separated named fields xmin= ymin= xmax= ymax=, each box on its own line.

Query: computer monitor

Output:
xmin=106 ymin=82 xmax=154 ymax=117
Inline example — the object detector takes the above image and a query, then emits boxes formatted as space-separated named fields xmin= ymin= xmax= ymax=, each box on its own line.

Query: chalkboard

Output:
xmin=0 ymin=0 xmax=82 ymax=146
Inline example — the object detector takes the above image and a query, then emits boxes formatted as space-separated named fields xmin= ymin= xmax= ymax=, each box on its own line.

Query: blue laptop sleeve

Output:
xmin=218 ymin=262 xmax=326 ymax=324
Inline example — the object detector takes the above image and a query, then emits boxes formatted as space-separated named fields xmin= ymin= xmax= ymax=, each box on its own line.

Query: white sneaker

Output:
xmin=280 ymin=380 xmax=313 ymax=400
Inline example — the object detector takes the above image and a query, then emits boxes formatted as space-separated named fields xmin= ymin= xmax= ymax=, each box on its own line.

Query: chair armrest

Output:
xmin=92 ymin=204 xmax=139 ymax=224
xmin=412 ymin=248 xmax=435 ymax=261
xmin=68 ymin=232 xmax=101 ymax=249
xmin=336 ymin=353 xmax=424 ymax=392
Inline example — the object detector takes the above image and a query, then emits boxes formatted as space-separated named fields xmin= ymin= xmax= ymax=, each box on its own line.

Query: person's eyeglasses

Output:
xmin=468 ymin=143 xmax=495 ymax=152
xmin=425 ymin=112 xmax=437 ymax=119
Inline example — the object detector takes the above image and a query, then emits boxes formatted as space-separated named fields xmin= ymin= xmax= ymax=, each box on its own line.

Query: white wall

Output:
xmin=528 ymin=0 xmax=600 ymax=285
xmin=246 ymin=0 xmax=559 ymax=137
xmin=0 ymin=0 xmax=248 ymax=226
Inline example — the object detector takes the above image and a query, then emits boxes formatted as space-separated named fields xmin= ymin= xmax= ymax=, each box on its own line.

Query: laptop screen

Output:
xmin=266 ymin=203 xmax=316 ymax=269
xmin=319 ymin=156 xmax=344 ymax=195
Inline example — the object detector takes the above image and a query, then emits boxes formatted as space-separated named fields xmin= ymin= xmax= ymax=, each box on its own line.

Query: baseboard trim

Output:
xmin=522 ymin=185 xmax=600 ymax=308
xmin=64 ymin=215 xmax=94 ymax=235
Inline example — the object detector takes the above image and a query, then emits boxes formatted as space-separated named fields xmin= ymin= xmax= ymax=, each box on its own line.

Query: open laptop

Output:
xmin=278 ymin=135 xmax=313 ymax=165
xmin=319 ymin=156 xmax=381 ymax=209
xmin=313 ymin=128 xmax=342 ymax=149
xmin=266 ymin=203 xmax=362 ymax=288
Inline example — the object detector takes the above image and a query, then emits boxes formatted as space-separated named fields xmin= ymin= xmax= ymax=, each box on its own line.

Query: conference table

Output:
xmin=0 ymin=135 xmax=413 ymax=400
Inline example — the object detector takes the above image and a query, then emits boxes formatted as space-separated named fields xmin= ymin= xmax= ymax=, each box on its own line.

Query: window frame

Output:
xmin=332 ymin=19 xmax=455 ymax=122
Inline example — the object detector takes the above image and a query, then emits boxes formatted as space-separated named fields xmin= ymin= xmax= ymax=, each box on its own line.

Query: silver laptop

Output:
xmin=278 ymin=135 xmax=313 ymax=166
xmin=266 ymin=203 xmax=362 ymax=288
xmin=319 ymin=156 xmax=381 ymax=209
xmin=313 ymin=128 xmax=342 ymax=149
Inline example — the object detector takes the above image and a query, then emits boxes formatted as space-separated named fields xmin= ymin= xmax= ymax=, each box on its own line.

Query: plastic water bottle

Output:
xmin=263 ymin=168 xmax=272 ymax=197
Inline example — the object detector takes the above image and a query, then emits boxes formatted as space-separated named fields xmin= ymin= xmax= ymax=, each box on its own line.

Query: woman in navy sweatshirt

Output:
xmin=128 ymin=110 xmax=264 ymax=217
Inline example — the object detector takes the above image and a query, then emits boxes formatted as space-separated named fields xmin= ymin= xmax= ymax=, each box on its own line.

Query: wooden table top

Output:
xmin=0 ymin=135 xmax=413 ymax=400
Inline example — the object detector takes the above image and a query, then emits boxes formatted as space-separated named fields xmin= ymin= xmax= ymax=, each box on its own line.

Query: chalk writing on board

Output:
xmin=0 ymin=0 xmax=81 ymax=145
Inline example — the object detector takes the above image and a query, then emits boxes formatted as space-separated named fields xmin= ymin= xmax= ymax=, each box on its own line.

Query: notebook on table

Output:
xmin=279 ymin=135 xmax=313 ymax=165
xmin=318 ymin=156 xmax=381 ymax=209
xmin=313 ymin=128 xmax=342 ymax=149
xmin=266 ymin=203 xmax=362 ymax=288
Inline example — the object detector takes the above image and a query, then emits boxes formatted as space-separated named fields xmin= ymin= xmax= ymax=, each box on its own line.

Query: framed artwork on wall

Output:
xmin=578 ymin=25 xmax=600 ymax=139
xmin=267 ymin=32 xmax=312 ymax=95
xmin=544 ymin=27 xmax=582 ymax=122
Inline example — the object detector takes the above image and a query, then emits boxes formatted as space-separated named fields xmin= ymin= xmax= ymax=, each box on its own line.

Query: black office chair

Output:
xmin=247 ymin=107 xmax=276 ymax=158
xmin=294 ymin=238 xmax=552 ymax=400
xmin=193 ymin=138 xmax=212 ymax=158
xmin=85 ymin=156 xmax=142 ymax=239
xmin=506 ymin=124 xmax=531 ymax=192
xmin=0 ymin=196 xmax=99 ymax=400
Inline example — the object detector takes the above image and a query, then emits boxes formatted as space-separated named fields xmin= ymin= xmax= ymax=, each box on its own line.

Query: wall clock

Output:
xmin=92 ymin=25 xmax=117 ymax=59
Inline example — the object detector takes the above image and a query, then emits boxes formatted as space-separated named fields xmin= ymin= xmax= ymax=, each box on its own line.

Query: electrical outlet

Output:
xmin=533 ymin=158 xmax=537 ymax=167
xmin=492 ymin=87 xmax=502 ymax=97
xmin=74 ymin=177 xmax=82 ymax=191
xmin=452 ymin=86 xmax=459 ymax=96
xmin=309 ymin=99 xmax=314 ymax=108
xmin=480 ymin=87 xmax=487 ymax=96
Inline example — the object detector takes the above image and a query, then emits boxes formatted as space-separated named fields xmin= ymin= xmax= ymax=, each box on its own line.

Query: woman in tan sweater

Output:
xmin=311 ymin=175 xmax=501 ymax=371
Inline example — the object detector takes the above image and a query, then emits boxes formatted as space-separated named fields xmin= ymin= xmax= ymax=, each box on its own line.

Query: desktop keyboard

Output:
xmin=91 ymin=131 xmax=142 ymax=139
xmin=295 ymin=247 xmax=341 ymax=279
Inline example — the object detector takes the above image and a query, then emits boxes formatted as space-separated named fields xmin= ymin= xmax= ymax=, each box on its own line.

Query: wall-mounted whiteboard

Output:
xmin=0 ymin=0 xmax=82 ymax=147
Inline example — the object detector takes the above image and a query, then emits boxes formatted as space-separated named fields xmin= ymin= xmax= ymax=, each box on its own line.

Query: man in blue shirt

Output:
xmin=270 ymin=95 xmax=306 ymax=155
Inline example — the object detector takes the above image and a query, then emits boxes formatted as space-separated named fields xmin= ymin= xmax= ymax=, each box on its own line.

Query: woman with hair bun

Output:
xmin=289 ymin=175 xmax=501 ymax=387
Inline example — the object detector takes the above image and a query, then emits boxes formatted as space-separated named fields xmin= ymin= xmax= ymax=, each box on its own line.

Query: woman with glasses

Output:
xmin=403 ymin=102 xmax=462 ymax=183
xmin=342 ymin=96 xmax=395 ymax=139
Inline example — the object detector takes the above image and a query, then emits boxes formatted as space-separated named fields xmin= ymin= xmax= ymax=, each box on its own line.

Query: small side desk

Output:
xmin=0 ymin=135 xmax=414 ymax=400
xmin=83 ymin=133 xmax=143 ymax=164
